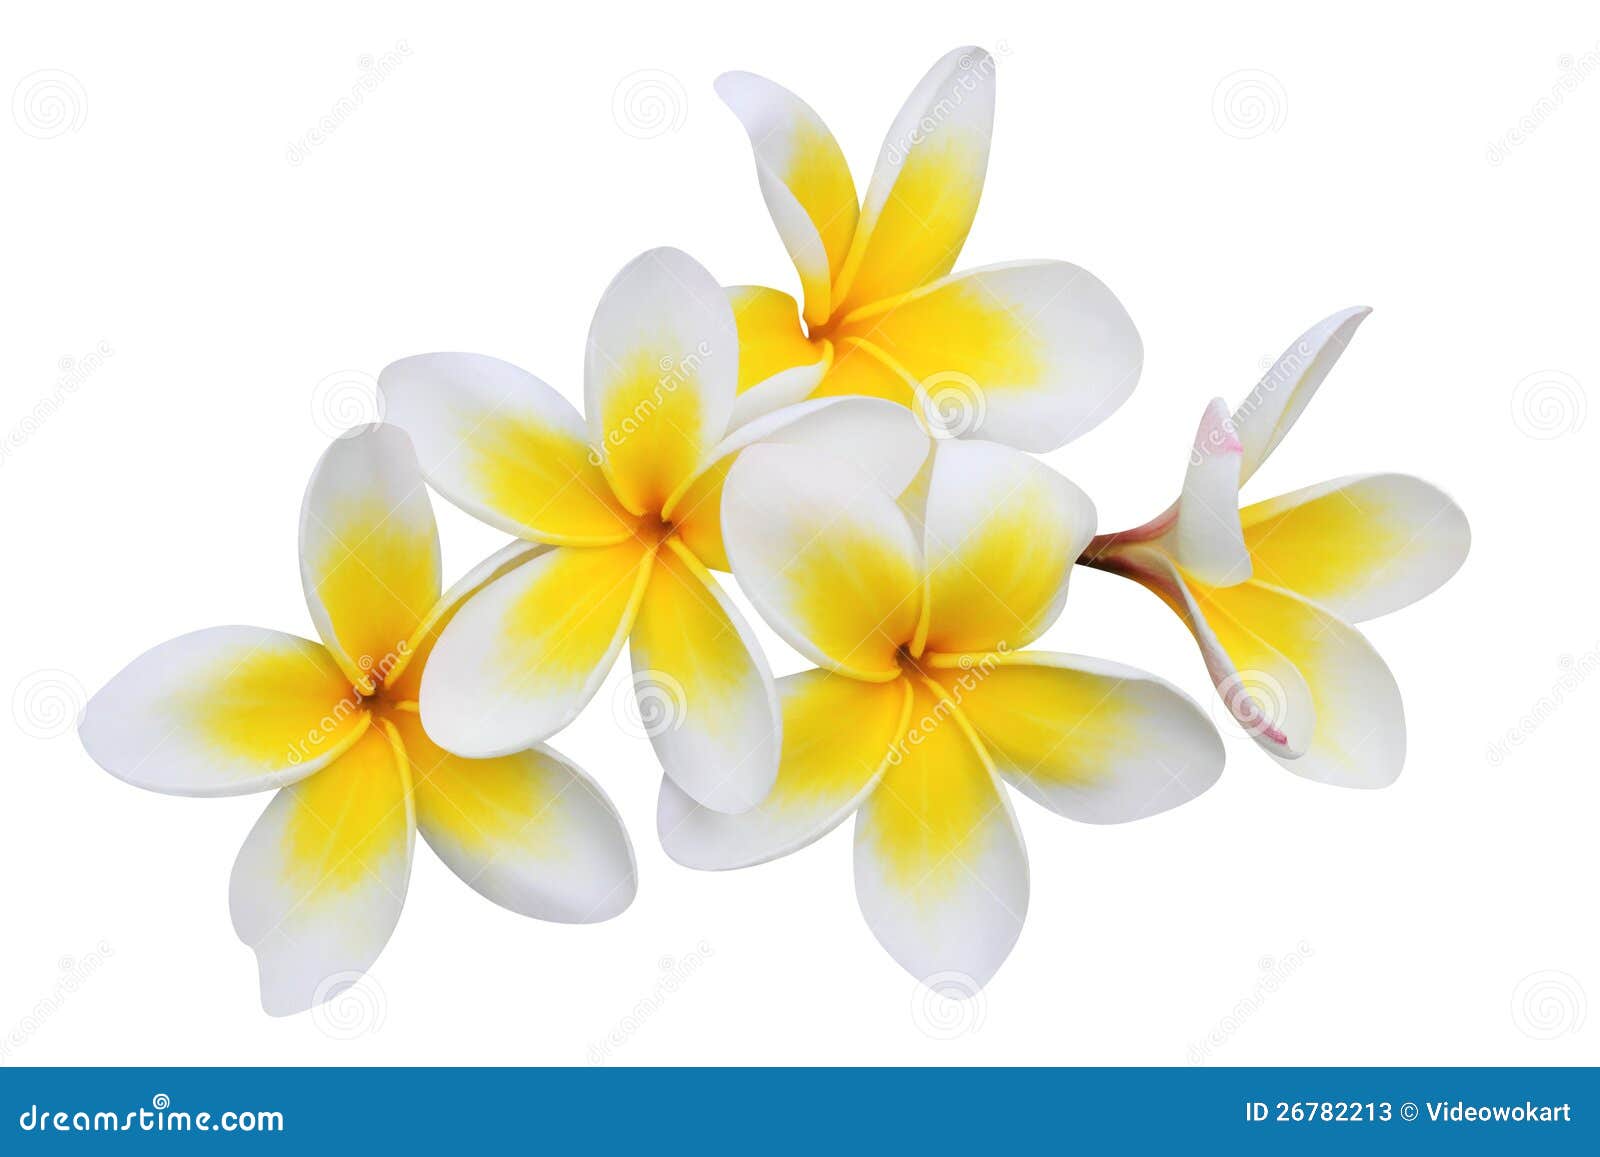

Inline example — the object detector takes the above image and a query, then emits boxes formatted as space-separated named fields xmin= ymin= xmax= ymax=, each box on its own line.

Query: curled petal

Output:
xmin=1174 ymin=397 xmax=1250 ymax=586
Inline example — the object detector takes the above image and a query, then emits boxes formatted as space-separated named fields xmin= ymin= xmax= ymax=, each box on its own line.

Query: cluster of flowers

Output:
xmin=81 ymin=48 xmax=1468 ymax=1014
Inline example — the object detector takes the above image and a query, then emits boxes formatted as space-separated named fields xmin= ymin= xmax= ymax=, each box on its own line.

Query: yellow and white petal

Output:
xmin=659 ymin=670 xmax=911 ymax=869
xmin=420 ymin=540 xmax=653 ymax=758
xmin=853 ymin=677 xmax=1027 ymax=989
xmin=1164 ymin=562 xmax=1405 ymax=786
xmin=628 ymin=541 xmax=780 ymax=814
xmin=300 ymin=423 xmax=442 ymax=693
xmin=924 ymin=651 xmax=1223 ymax=823
xmin=393 ymin=712 xmax=635 ymax=923
xmin=386 ymin=540 xmax=550 ymax=703
xmin=379 ymin=352 xmax=635 ymax=546
xmin=715 ymin=74 xmax=859 ymax=327
xmin=1241 ymin=473 xmax=1470 ymax=623
xmin=919 ymin=439 xmax=1095 ymax=655
xmin=723 ymin=443 xmax=924 ymax=681
xmin=834 ymin=262 xmax=1143 ymax=451
xmin=832 ymin=47 xmax=996 ymax=316
xmin=1174 ymin=397 xmax=1250 ymax=586
xmin=812 ymin=336 xmax=919 ymax=407
xmin=669 ymin=396 xmax=931 ymax=571
xmin=80 ymin=626 xmax=369 ymax=797
xmin=585 ymin=248 xmax=738 ymax=515
xmin=229 ymin=721 xmax=413 ymax=1016
xmin=1232 ymin=307 xmax=1371 ymax=485
xmin=726 ymin=286 xmax=832 ymax=426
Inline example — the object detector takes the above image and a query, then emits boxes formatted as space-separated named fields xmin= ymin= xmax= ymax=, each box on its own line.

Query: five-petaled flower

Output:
xmin=659 ymin=439 xmax=1224 ymax=989
xmin=380 ymin=247 xmax=929 ymax=814
xmin=1082 ymin=308 xmax=1471 ymax=787
xmin=80 ymin=425 xmax=637 ymax=1014
xmin=717 ymin=47 xmax=1144 ymax=449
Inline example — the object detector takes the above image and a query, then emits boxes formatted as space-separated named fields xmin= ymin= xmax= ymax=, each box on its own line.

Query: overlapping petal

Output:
xmin=725 ymin=287 xmax=832 ymax=425
xmin=668 ymin=396 xmax=930 ymax=571
xmin=716 ymin=74 xmax=858 ymax=327
xmin=853 ymin=677 xmax=1027 ymax=988
xmin=1240 ymin=473 xmax=1470 ymax=624
xmin=379 ymin=352 xmax=636 ymax=546
xmin=723 ymin=443 xmax=924 ymax=681
xmin=918 ymin=439 xmax=1094 ymax=655
xmin=585 ymin=248 xmax=738 ymax=515
xmin=391 ymin=712 xmax=636 ymax=923
xmin=80 ymin=626 xmax=368 ymax=797
xmin=229 ymin=721 xmax=413 ymax=1016
xmin=924 ymin=652 xmax=1223 ymax=823
xmin=829 ymin=262 xmax=1142 ymax=451
xmin=300 ymin=423 xmax=441 ymax=693
xmin=832 ymin=47 xmax=996 ymax=316
xmin=658 ymin=670 xmax=911 ymax=869
xmin=1174 ymin=398 xmax=1250 ymax=586
xmin=420 ymin=540 xmax=653 ymax=758
xmin=629 ymin=540 xmax=780 ymax=814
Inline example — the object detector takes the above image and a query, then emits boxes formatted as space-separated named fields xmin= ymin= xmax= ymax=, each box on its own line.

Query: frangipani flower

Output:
xmin=717 ymin=46 xmax=1143 ymax=450
xmin=1082 ymin=308 xmax=1471 ymax=788
xmin=380 ymin=247 xmax=928 ymax=814
xmin=660 ymin=439 xmax=1223 ymax=988
xmin=79 ymin=425 xmax=636 ymax=1014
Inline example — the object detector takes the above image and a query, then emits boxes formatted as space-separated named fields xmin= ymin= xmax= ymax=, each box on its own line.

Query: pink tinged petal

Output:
xmin=377 ymin=352 xmax=635 ymax=546
xmin=1240 ymin=473 xmax=1470 ymax=624
xmin=628 ymin=541 xmax=781 ymax=814
xmin=585 ymin=248 xmax=739 ymax=515
xmin=1174 ymin=397 xmax=1251 ymax=586
xmin=852 ymin=677 xmax=1027 ymax=990
xmin=229 ymin=720 xmax=413 ymax=1016
xmin=715 ymin=74 xmax=859 ymax=328
xmin=79 ymin=626 xmax=369 ymax=798
xmin=1232 ymin=307 xmax=1371 ymax=485
xmin=419 ymin=541 xmax=654 ymax=758
xmin=299 ymin=423 xmax=442 ymax=693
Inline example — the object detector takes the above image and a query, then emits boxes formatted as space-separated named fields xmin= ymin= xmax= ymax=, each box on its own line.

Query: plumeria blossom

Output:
xmin=1081 ymin=308 xmax=1471 ymax=788
xmin=79 ymin=425 xmax=637 ymax=1015
xmin=660 ymin=439 xmax=1224 ymax=988
xmin=717 ymin=46 xmax=1143 ymax=450
xmin=380 ymin=247 xmax=929 ymax=815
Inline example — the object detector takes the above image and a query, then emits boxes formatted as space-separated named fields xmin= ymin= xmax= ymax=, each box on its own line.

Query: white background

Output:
xmin=3 ymin=1 xmax=1596 ymax=1066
